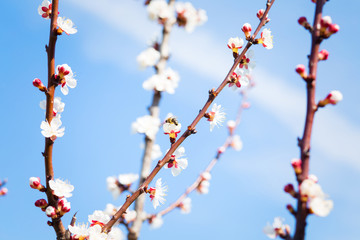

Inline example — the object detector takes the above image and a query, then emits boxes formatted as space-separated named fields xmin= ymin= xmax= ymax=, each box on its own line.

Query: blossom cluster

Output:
xmin=38 ymin=0 xmax=77 ymax=35
xmin=106 ymin=173 xmax=139 ymax=199
xmin=146 ymin=0 xmax=207 ymax=33
xmin=69 ymin=210 xmax=124 ymax=240
xmin=30 ymin=177 xmax=74 ymax=218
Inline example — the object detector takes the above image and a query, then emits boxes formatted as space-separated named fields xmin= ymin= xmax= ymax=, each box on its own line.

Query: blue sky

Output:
xmin=1 ymin=0 xmax=359 ymax=239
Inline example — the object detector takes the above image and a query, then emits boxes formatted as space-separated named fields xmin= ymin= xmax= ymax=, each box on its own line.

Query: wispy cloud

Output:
xmin=67 ymin=0 xmax=360 ymax=170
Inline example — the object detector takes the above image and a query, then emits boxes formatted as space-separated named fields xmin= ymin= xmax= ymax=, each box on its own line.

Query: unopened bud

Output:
xmin=241 ymin=23 xmax=252 ymax=38
xmin=295 ymin=64 xmax=307 ymax=79
xmin=318 ymin=90 xmax=343 ymax=107
xmin=291 ymin=158 xmax=302 ymax=175
xmin=35 ymin=199 xmax=48 ymax=209
xmin=328 ymin=24 xmax=340 ymax=34
xmin=242 ymin=102 xmax=251 ymax=109
xmin=217 ymin=146 xmax=226 ymax=154
xmin=318 ymin=49 xmax=329 ymax=61
xmin=33 ymin=78 xmax=47 ymax=92
xmin=320 ymin=16 xmax=332 ymax=29
xmin=256 ymin=9 xmax=265 ymax=20
xmin=29 ymin=177 xmax=45 ymax=191
xmin=227 ymin=120 xmax=236 ymax=134
xmin=298 ymin=17 xmax=308 ymax=27
xmin=286 ymin=204 xmax=295 ymax=214
xmin=45 ymin=206 xmax=57 ymax=218
xmin=284 ymin=184 xmax=296 ymax=197
xmin=308 ymin=174 xmax=318 ymax=183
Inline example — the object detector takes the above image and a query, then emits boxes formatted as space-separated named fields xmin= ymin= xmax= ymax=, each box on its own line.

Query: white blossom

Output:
xmin=132 ymin=115 xmax=160 ymax=140
xmin=49 ymin=178 xmax=74 ymax=198
xmin=175 ymin=2 xmax=207 ymax=33
xmin=68 ymin=223 xmax=89 ymax=239
xmin=137 ymin=48 xmax=160 ymax=69
xmin=38 ymin=0 xmax=51 ymax=19
xmin=40 ymin=117 xmax=65 ymax=140
xmin=107 ymin=227 xmax=124 ymax=240
xmin=147 ymin=0 xmax=174 ymax=21
xmin=103 ymin=203 xmax=120 ymax=217
xmin=260 ymin=28 xmax=273 ymax=49
xmin=227 ymin=37 xmax=244 ymax=53
xmin=207 ymin=103 xmax=226 ymax=131
xmin=106 ymin=176 xmax=121 ymax=199
xmin=88 ymin=210 xmax=111 ymax=226
xmin=263 ymin=217 xmax=285 ymax=239
xmin=56 ymin=64 xmax=77 ymax=95
xmin=124 ymin=210 xmax=137 ymax=223
xmin=57 ymin=17 xmax=77 ymax=35
xmin=140 ymin=143 xmax=162 ymax=160
xmin=150 ymin=214 xmax=164 ymax=229
xmin=149 ymin=178 xmax=167 ymax=209
xmin=143 ymin=68 xmax=180 ymax=94
xmin=118 ymin=173 xmax=139 ymax=186
xmin=309 ymin=197 xmax=334 ymax=217
xmin=197 ymin=180 xmax=210 ymax=194
xmin=179 ymin=197 xmax=192 ymax=214
xmin=40 ymin=97 xmax=65 ymax=116
xmin=88 ymin=225 xmax=107 ymax=240
xmin=164 ymin=146 xmax=188 ymax=176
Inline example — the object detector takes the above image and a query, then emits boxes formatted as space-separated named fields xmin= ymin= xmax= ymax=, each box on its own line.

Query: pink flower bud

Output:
xmin=217 ymin=146 xmax=226 ymax=154
xmin=0 ymin=188 xmax=8 ymax=196
xmin=326 ymin=90 xmax=343 ymax=105
xmin=45 ymin=206 xmax=57 ymax=218
xmin=295 ymin=64 xmax=307 ymax=78
xmin=286 ymin=204 xmax=295 ymax=214
xmin=318 ymin=49 xmax=329 ymax=60
xmin=284 ymin=184 xmax=297 ymax=198
xmin=241 ymin=23 xmax=252 ymax=38
xmin=59 ymin=200 xmax=71 ymax=214
xmin=32 ymin=78 xmax=47 ymax=92
xmin=291 ymin=158 xmax=302 ymax=175
xmin=256 ymin=9 xmax=265 ymax=19
xmin=328 ymin=24 xmax=340 ymax=34
xmin=320 ymin=16 xmax=332 ymax=28
xmin=298 ymin=17 xmax=308 ymax=27
xmin=35 ymin=199 xmax=48 ymax=209
xmin=29 ymin=177 xmax=44 ymax=190
xmin=242 ymin=102 xmax=251 ymax=109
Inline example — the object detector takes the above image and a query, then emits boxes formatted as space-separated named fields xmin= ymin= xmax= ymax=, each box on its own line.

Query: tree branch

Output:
xmin=103 ymin=0 xmax=275 ymax=233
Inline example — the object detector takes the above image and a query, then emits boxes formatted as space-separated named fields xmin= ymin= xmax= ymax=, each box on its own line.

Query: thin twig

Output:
xmin=102 ymin=0 xmax=276 ymax=233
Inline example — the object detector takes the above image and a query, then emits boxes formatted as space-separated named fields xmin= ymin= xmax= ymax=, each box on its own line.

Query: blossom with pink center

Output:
xmin=137 ymin=47 xmax=160 ymax=69
xmin=227 ymin=37 xmax=244 ymax=53
xmin=179 ymin=197 xmax=192 ymax=214
xmin=149 ymin=214 xmax=164 ymax=229
xmin=175 ymin=2 xmax=207 ymax=33
xmin=143 ymin=68 xmax=180 ymax=94
xmin=68 ymin=223 xmax=89 ymax=240
xmin=56 ymin=64 xmax=77 ymax=95
xmin=258 ymin=28 xmax=273 ymax=49
xmin=239 ymin=50 xmax=256 ymax=72
xmin=263 ymin=217 xmax=286 ymax=239
xmin=49 ymin=178 xmax=74 ymax=198
xmin=0 ymin=188 xmax=8 ymax=196
xmin=45 ymin=206 xmax=57 ymax=218
xmin=206 ymin=103 xmax=226 ymax=131
xmin=163 ymin=114 xmax=181 ymax=141
xmin=88 ymin=210 xmax=111 ymax=227
xmin=148 ymin=178 xmax=167 ymax=209
xmin=164 ymin=146 xmax=188 ymax=176
xmin=227 ymin=69 xmax=249 ymax=89
xmin=147 ymin=0 xmax=174 ymax=22
xmin=38 ymin=0 xmax=52 ymax=19
xmin=131 ymin=115 xmax=160 ymax=140
xmin=40 ymin=97 xmax=65 ymax=117
xmin=40 ymin=117 xmax=65 ymax=141
xmin=57 ymin=17 xmax=77 ymax=35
